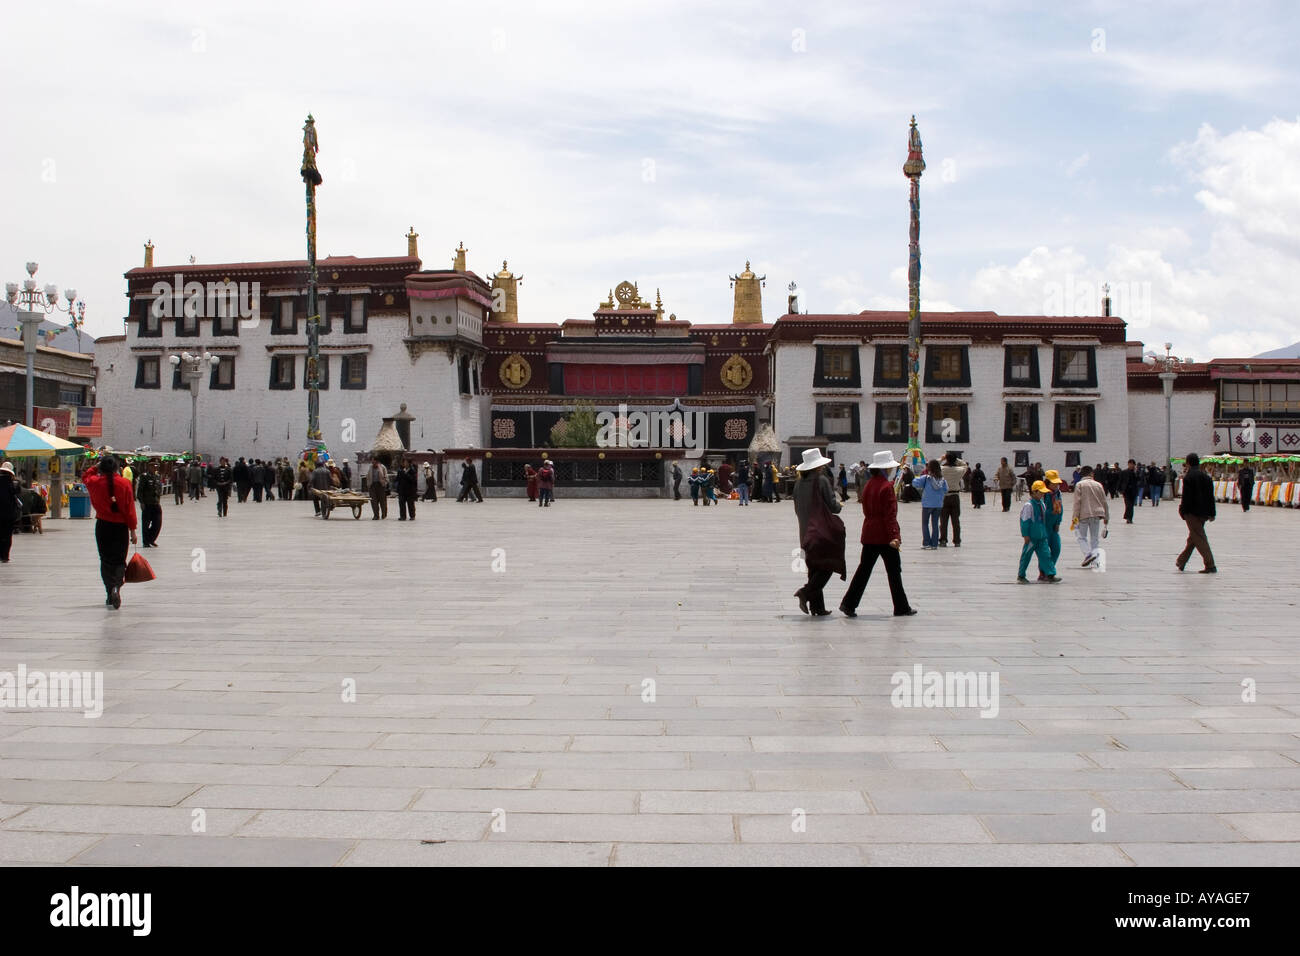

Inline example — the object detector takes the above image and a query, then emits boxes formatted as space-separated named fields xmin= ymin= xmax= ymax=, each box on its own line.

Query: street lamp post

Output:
xmin=4 ymin=262 xmax=84 ymax=427
xmin=169 ymin=350 xmax=219 ymax=459
xmin=1157 ymin=341 xmax=1177 ymax=495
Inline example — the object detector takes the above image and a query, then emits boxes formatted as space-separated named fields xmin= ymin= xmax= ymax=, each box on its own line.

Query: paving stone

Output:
xmin=737 ymin=813 xmax=991 ymax=843
xmin=342 ymin=840 xmax=613 ymax=866
xmin=860 ymin=844 xmax=1133 ymax=866
xmin=73 ymin=834 xmax=353 ymax=866
xmin=0 ymin=831 xmax=104 ymax=864
xmin=613 ymin=843 xmax=865 ymax=866
xmin=1118 ymin=842 xmax=1300 ymax=865
xmin=980 ymin=813 xmax=1242 ymax=843
xmin=0 ymin=780 xmax=198 ymax=807
xmin=5 ymin=805 xmax=256 ymax=836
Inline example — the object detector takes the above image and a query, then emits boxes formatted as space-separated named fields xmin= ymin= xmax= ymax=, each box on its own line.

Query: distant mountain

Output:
xmin=1255 ymin=341 xmax=1300 ymax=359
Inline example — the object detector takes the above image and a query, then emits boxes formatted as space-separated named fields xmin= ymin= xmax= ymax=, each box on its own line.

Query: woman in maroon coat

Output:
xmin=524 ymin=464 xmax=539 ymax=502
xmin=838 ymin=450 xmax=917 ymax=618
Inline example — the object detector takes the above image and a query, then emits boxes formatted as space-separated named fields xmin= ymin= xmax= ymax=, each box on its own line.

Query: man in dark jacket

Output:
xmin=1237 ymin=463 xmax=1255 ymax=512
xmin=233 ymin=458 xmax=251 ymax=503
xmin=1176 ymin=453 xmax=1217 ymax=573
xmin=395 ymin=458 xmax=418 ymax=521
xmin=214 ymin=458 xmax=233 ymax=517
xmin=458 ymin=458 xmax=483 ymax=503
xmin=310 ymin=460 xmax=333 ymax=515
xmin=672 ymin=462 xmax=682 ymax=500
xmin=250 ymin=460 xmax=265 ymax=502
xmin=136 ymin=461 xmax=164 ymax=547
xmin=1120 ymin=459 xmax=1140 ymax=523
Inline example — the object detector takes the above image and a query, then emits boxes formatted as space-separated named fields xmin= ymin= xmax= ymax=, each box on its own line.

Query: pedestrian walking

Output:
xmin=839 ymin=450 xmax=916 ymax=618
xmin=80 ymin=456 xmax=138 ymax=609
xmin=911 ymin=460 xmax=948 ymax=550
xmin=938 ymin=451 xmax=967 ymax=547
xmin=996 ymin=458 xmax=1015 ymax=512
xmin=525 ymin=464 xmax=539 ymax=502
xmin=704 ymin=468 xmax=718 ymax=505
xmin=792 ymin=448 xmax=844 ymax=617
xmin=1120 ymin=459 xmax=1140 ymax=523
xmin=395 ymin=458 xmax=418 ymax=520
xmin=172 ymin=464 xmax=186 ymax=505
xmin=1071 ymin=465 xmax=1109 ymax=567
xmin=136 ymin=461 xmax=164 ymax=548
xmin=1176 ymin=452 xmax=1217 ymax=573
xmin=1017 ymin=480 xmax=1060 ymax=583
xmin=367 ymin=459 xmax=389 ymax=519
xmin=1237 ymin=462 xmax=1255 ymax=512
xmin=670 ymin=462 xmax=682 ymax=500
xmin=761 ymin=461 xmax=775 ymax=503
xmin=214 ymin=458 xmax=233 ymax=517
xmin=422 ymin=461 xmax=439 ymax=501
xmin=457 ymin=458 xmax=483 ymax=503
xmin=537 ymin=460 xmax=555 ymax=507
xmin=736 ymin=460 xmax=751 ymax=506
xmin=187 ymin=460 xmax=203 ymax=500
xmin=1147 ymin=462 xmax=1164 ymax=507
xmin=0 ymin=461 xmax=20 ymax=563
xmin=233 ymin=458 xmax=251 ymax=503
xmin=970 ymin=462 xmax=986 ymax=509
xmin=837 ymin=463 xmax=850 ymax=503
xmin=1042 ymin=469 xmax=1065 ymax=575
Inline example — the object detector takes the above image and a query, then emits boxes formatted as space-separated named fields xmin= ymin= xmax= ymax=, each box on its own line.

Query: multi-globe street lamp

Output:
xmin=4 ymin=262 xmax=84 ymax=427
xmin=169 ymin=350 xmax=219 ymax=459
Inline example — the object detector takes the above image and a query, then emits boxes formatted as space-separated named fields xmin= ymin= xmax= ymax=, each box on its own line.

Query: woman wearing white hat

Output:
xmin=839 ymin=450 xmax=917 ymax=617
xmin=792 ymin=448 xmax=844 ymax=616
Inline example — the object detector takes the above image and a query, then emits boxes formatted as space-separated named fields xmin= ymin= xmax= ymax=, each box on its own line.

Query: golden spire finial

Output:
xmin=729 ymin=260 xmax=766 ymax=324
xmin=406 ymin=226 xmax=419 ymax=259
xmin=452 ymin=242 xmax=467 ymax=271
xmin=144 ymin=239 xmax=154 ymax=268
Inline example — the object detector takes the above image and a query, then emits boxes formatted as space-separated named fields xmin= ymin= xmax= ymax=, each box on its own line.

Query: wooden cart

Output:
xmin=314 ymin=488 xmax=369 ymax=519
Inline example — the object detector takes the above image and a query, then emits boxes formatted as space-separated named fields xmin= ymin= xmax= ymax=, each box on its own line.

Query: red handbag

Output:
xmin=124 ymin=551 xmax=156 ymax=583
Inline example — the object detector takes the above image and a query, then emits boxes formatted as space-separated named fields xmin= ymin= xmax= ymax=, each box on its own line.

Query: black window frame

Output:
xmin=923 ymin=345 xmax=971 ymax=387
xmin=269 ymin=355 xmax=296 ymax=391
xmin=210 ymin=355 xmax=236 ymax=390
xmin=874 ymin=402 xmax=907 ymax=443
xmin=1003 ymin=345 xmax=1041 ymax=387
xmin=926 ymin=402 xmax=970 ymax=443
xmin=458 ymin=355 xmax=471 ymax=396
xmin=814 ymin=345 xmax=861 ymax=388
xmin=1053 ymin=402 xmax=1097 ymax=442
xmin=303 ymin=354 xmax=329 ymax=390
xmin=344 ymin=295 xmax=368 ymax=334
xmin=340 ymin=354 xmax=368 ymax=390
xmin=137 ymin=297 xmax=162 ymax=338
xmin=175 ymin=311 xmax=200 ymax=338
xmin=873 ymin=345 xmax=908 ymax=388
xmin=271 ymin=297 xmax=298 ymax=336
xmin=1003 ymin=402 xmax=1040 ymax=442
xmin=316 ymin=297 xmax=332 ymax=336
xmin=1051 ymin=345 xmax=1098 ymax=388
xmin=814 ymin=401 xmax=861 ymax=443
xmin=172 ymin=364 xmax=186 ymax=390
xmin=135 ymin=356 xmax=161 ymax=389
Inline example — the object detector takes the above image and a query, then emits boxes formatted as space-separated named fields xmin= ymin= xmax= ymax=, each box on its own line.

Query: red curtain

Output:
xmin=563 ymin=364 xmax=688 ymax=395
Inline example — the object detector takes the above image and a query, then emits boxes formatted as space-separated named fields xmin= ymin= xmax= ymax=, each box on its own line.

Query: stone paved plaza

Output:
xmin=2 ymin=490 xmax=1299 ymax=866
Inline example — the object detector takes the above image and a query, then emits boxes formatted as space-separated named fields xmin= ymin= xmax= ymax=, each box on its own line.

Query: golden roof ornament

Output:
xmin=490 ymin=259 xmax=522 ymax=323
xmin=453 ymin=242 xmax=467 ymax=271
xmin=729 ymin=260 xmax=766 ymax=324
xmin=406 ymin=226 xmax=419 ymax=259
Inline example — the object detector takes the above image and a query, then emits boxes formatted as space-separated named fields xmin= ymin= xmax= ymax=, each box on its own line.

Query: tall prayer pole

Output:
xmin=301 ymin=114 xmax=324 ymax=449
xmin=903 ymin=115 xmax=926 ymax=476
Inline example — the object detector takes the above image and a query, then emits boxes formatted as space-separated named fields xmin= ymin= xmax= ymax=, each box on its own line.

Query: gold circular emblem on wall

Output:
xmin=331 ymin=272 xmax=339 ymax=280
xmin=621 ymin=317 xmax=629 ymax=326
xmin=499 ymin=353 xmax=532 ymax=389
xmin=385 ymin=293 xmax=394 ymax=305
xmin=497 ymin=333 xmax=506 ymax=344
xmin=720 ymin=354 xmax=753 ymax=390
xmin=528 ymin=333 xmax=536 ymax=344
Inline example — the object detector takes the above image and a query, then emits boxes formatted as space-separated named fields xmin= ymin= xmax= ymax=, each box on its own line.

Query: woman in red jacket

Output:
xmin=838 ymin=450 xmax=917 ymax=618
xmin=81 ymin=456 xmax=138 ymax=609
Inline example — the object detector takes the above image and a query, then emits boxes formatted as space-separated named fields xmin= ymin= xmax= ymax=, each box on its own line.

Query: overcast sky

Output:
xmin=3 ymin=0 xmax=1297 ymax=361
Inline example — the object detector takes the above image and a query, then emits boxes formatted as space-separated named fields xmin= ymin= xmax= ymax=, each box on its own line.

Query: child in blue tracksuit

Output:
xmin=1018 ymin=480 xmax=1060 ymax=582
xmin=1043 ymin=470 xmax=1065 ymax=574
xmin=911 ymin=460 xmax=948 ymax=549
xmin=689 ymin=468 xmax=701 ymax=506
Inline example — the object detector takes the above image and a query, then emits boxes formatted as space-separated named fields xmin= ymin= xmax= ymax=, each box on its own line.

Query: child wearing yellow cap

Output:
xmin=1018 ymin=481 xmax=1061 ymax=583
xmin=1043 ymin=470 xmax=1065 ymax=576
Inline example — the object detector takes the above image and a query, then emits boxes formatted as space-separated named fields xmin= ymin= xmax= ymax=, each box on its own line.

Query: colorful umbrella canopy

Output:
xmin=0 ymin=423 xmax=85 ymax=458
